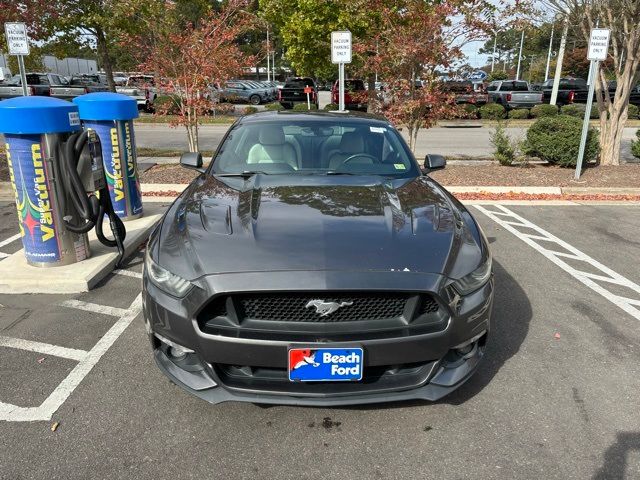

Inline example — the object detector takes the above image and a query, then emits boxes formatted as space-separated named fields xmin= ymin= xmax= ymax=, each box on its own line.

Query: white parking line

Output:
xmin=113 ymin=269 xmax=143 ymax=279
xmin=0 ymin=233 xmax=21 ymax=249
xmin=475 ymin=205 xmax=640 ymax=322
xmin=59 ymin=299 xmax=129 ymax=318
xmin=0 ymin=294 xmax=143 ymax=422
xmin=0 ymin=336 xmax=88 ymax=362
xmin=0 ymin=252 xmax=8 ymax=259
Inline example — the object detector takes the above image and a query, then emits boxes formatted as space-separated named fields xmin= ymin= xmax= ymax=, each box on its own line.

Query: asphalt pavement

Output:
xmin=1 ymin=199 xmax=640 ymax=479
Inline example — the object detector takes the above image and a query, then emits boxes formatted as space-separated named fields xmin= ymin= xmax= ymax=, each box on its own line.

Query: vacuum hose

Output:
xmin=61 ymin=131 xmax=127 ymax=267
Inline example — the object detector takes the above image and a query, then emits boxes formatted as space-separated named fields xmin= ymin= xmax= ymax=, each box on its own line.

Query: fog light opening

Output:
xmin=154 ymin=332 xmax=194 ymax=361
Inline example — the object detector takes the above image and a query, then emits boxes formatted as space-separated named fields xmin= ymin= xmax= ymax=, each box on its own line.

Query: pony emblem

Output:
xmin=305 ymin=299 xmax=353 ymax=317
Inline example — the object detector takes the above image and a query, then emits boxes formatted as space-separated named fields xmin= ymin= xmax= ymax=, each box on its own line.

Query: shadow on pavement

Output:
xmin=592 ymin=431 xmax=640 ymax=480
xmin=441 ymin=259 xmax=532 ymax=405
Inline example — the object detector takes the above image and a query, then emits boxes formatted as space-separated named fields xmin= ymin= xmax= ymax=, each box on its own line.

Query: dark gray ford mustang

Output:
xmin=142 ymin=110 xmax=493 ymax=406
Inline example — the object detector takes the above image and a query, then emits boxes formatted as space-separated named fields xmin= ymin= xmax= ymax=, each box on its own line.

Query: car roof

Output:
xmin=238 ymin=110 xmax=389 ymax=125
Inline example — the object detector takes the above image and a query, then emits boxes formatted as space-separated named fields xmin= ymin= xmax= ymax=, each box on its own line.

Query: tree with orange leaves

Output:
xmin=133 ymin=0 xmax=257 ymax=152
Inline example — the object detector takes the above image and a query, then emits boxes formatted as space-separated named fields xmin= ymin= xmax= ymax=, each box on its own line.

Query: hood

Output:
xmin=157 ymin=175 xmax=483 ymax=281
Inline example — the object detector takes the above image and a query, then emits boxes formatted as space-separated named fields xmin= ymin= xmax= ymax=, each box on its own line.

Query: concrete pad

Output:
xmin=561 ymin=186 xmax=640 ymax=195
xmin=0 ymin=203 xmax=164 ymax=294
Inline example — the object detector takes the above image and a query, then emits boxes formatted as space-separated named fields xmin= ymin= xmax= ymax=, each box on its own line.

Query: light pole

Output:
xmin=550 ymin=10 xmax=570 ymax=106
xmin=545 ymin=23 xmax=555 ymax=81
xmin=491 ymin=31 xmax=498 ymax=72
xmin=266 ymin=27 xmax=270 ymax=82
xmin=515 ymin=30 xmax=525 ymax=80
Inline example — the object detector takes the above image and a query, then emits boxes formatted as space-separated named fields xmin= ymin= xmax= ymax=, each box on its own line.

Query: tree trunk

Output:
xmin=367 ymin=74 xmax=376 ymax=113
xmin=599 ymin=109 xmax=627 ymax=165
xmin=95 ymin=27 xmax=116 ymax=92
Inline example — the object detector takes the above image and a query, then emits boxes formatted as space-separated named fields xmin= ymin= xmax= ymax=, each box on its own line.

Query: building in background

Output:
xmin=0 ymin=55 xmax=98 ymax=80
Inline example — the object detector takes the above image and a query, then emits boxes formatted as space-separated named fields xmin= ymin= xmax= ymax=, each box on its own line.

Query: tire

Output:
xmin=250 ymin=95 xmax=261 ymax=105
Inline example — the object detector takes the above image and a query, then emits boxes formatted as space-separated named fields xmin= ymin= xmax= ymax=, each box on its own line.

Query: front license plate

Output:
xmin=288 ymin=347 xmax=363 ymax=382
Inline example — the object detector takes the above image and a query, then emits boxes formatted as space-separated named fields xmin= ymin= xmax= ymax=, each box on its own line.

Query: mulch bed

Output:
xmin=2 ymin=154 xmax=638 ymax=190
xmin=430 ymin=164 xmax=640 ymax=188
xmin=137 ymin=162 xmax=640 ymax=188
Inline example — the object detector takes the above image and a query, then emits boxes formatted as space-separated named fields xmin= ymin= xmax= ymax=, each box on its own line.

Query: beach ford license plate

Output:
xmin=288 ymin=347 xmax=363 ymax=382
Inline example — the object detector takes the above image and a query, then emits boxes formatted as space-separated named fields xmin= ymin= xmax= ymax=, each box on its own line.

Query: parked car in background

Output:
xmin=278 ymin=77 xmax=319 ymax=109
xmin=49 ymin=75 xmax=109 ymax=100
xmin=116 ymin=75 xmax=156 ymax=112
xmin=534 ymin=77 xmax=587 ymax=106
xmin=441 ymin=80 xmax=488 ymax=105
xmin=216 ymin=80 xmax=271 ymax=105
xmin=486 ymin=80 xmax=543 ymax=110
xmin=572 ymin=80 xmax=640 ymax=108
xmin=331 ymin=79 xmax=367 ymax=111
xmin=0 ymin=73 xmax=69 ymax=100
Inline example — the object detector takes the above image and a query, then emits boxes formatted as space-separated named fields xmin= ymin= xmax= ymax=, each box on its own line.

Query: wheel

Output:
xmin=250 ymin=95 xmax=261 ymax=105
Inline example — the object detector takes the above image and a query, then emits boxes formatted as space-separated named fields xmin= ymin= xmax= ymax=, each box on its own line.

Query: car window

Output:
xmin=512 ymin=82 xmax=529 ymax=91
xmin=212 ymin=120 xmax=418 ymax=177
xmin=486 ymin=83 xmax=498 ymax=92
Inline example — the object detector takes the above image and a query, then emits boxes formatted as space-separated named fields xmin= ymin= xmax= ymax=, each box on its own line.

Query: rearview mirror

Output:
xmin=180 ymin=152 xmax=203 ymax=171
xmin=423 ymin=154 xmax=446 ymax=172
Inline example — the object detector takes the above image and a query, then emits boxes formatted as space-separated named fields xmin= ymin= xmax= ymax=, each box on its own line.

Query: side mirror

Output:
xmin=180 ymin=152 xmax=203 ymax=171
xmin=423 ymin=154 xmax=446 ymax=172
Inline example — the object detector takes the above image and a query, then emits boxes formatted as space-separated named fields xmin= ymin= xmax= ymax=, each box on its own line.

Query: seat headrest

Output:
xmin=258 ymin=125 xmax=285 ymax=145
xmin=339 ymin=131 xmax=365 ymax=154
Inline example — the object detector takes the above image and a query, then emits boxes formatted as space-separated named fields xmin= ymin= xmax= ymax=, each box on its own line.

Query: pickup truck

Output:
xmin=331 ymin=79 xmax=368 ymax=111
xmin=278 ymin=77 xmax=319 ymax=109
xmin=486 ymin=80 xmax=543 ymax=110
xmin=0 ymin=72 xmax=70 ymax=99
xmin=49 ymin=75 xmax=109 ymax=100
xmin=573 ymin=81 xmax=640 ymax=107
xmin=534 ymin=77 xmax=587 ymax=106
xmin=442 ymin=80 xmax=488 ymax=105
xmin=116 ymin=75 xmax=156 ymax=112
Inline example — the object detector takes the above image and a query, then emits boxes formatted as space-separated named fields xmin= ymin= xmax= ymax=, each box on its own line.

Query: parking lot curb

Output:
xmin=0 ymin=203 xmax=163 ymax=294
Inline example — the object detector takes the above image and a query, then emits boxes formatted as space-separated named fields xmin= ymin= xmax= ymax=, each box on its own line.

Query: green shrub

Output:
xmin=461 ymin=103 xmax=479 ymax=118
xmin=292 ymin=103 xmax=318 ymax=111
xmin=522 ymin=115 xmax=599 ymax=167
xmin=631 ymin=130 xmax=640 ymax=159
xmin=530 ymin=104 xmax=558 ymax=118
xmin=324 ymin=103 xmax=339 ymax=111
xmin=560 ymin=104 xmax=584 ymax=118
xmin=627 ymin=104 xmax=639 ymax=120
xmin=264 ymin=102 xmax=284 ymax=111
xmin=153 ymin=95 xmax=181 ymax=115
xmin=242 ymin=106 xmax=258 ymax=115
xmin=508 ymin=108 xmax=529 ymax=119
xmin=490 ymin=122 xmax=517 ymax=165
xmin=559 ymin=103 xmax=602 ymax=119
xmin=479 ymin=103 xmax=506 ymax=120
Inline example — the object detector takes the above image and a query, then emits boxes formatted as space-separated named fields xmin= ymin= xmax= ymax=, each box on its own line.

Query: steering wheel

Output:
xmin=342 ymin=153 xmax=378 ymax=165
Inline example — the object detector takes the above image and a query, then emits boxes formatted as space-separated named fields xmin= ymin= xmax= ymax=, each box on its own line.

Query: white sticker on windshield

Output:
xmin=370 ymin=126 xmax=386 ymax=133
xmin=394 ymin=164 xmax=406 ymax=170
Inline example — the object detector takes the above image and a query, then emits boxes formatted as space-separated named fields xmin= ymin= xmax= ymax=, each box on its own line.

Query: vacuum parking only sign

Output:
xmin=587 ymin=28 xmax=610 ymax=61
xmin=331 ymin=31 xmax=352 ymax=64
xmin=4 ymin=23 xmax=30 ymax=56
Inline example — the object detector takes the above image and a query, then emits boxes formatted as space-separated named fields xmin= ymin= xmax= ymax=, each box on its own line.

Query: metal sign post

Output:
xmin=4 ymin=22 xmax=30 ymax=96
xmin=331 ymin=31 xmax=352 ymax=111
xmin=304 ymin=85 xmax=312 ymax=110
xmin=575 ymin=28 xmax=610 ymax=180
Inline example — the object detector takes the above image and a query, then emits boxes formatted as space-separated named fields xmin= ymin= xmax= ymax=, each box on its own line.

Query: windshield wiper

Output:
xmin=325 ymin=171 xmax=359 ymax=175
xmin=214 ymin=171 xmax=270 ymax=178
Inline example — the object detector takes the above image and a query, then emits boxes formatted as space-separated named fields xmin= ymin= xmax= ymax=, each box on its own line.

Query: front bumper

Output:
xmin=142 ymin=271 xmax=493 ymax=406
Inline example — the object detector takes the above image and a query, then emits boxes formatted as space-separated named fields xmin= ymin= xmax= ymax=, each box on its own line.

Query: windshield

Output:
xmin=211 ymin=119 xmax=418 ymax=177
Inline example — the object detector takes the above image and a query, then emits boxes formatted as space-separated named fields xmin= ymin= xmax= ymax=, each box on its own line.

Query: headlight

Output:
xmin=144 ymin=247 xmax=193 ymax=297
xmin=452 ymin=256 xmax=492 ymax=295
